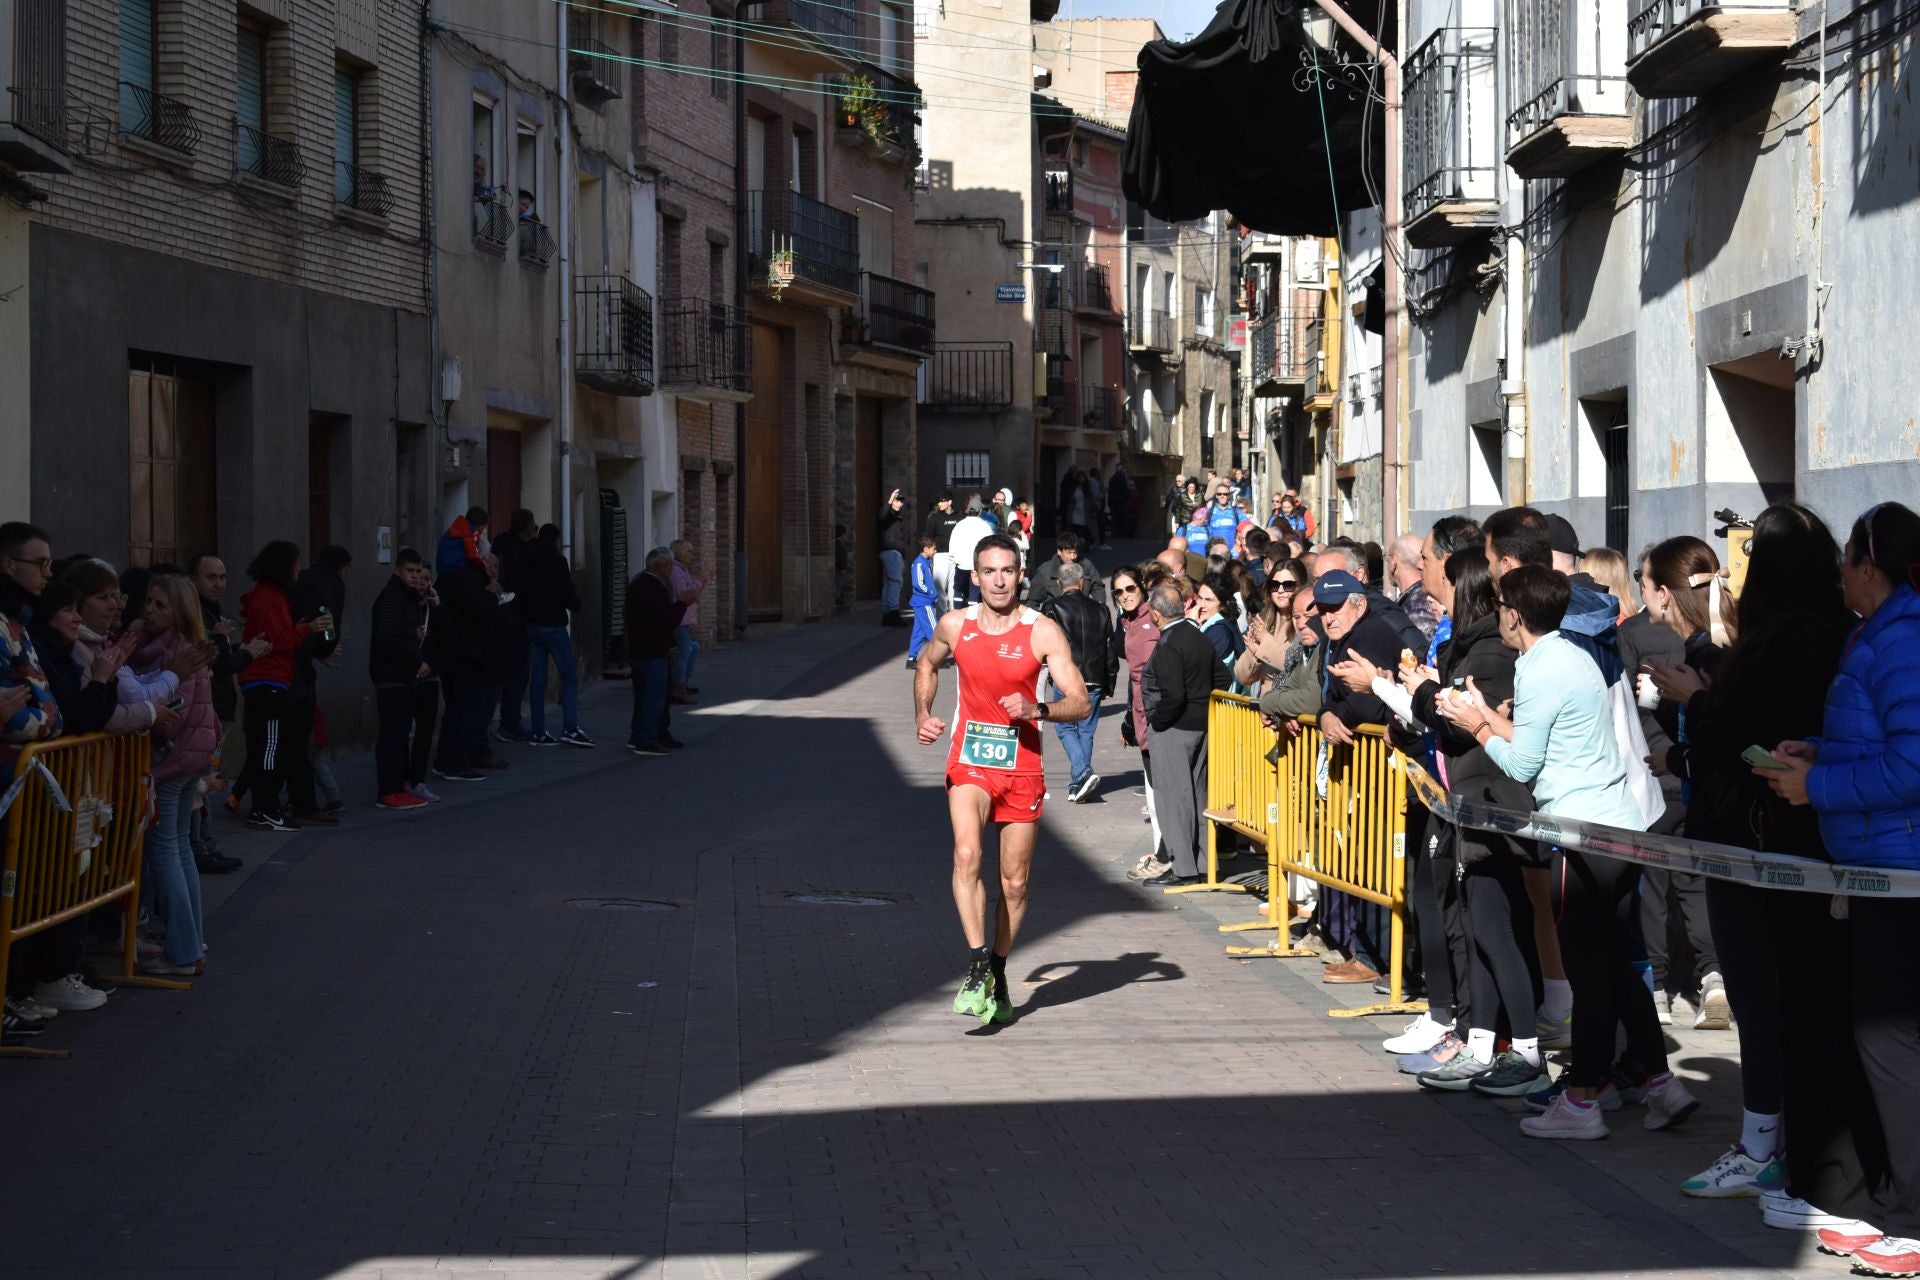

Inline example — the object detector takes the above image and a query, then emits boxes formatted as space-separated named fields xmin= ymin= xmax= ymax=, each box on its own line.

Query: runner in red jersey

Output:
xmin=916 ymin=533 xmax=1091 ymax=1025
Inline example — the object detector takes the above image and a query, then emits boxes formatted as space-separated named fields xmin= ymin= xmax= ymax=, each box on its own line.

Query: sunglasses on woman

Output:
xmin=1269 ymin=578 xmax=1298 ymax=591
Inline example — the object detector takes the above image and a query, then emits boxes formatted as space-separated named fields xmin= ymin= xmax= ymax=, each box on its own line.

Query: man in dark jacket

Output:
xmin=625 ymin=547 xmax=686 ymax=756
xmin=370 ymin=548 xmax=432 ymax=807
xmin=430 ymin=556 xmax=497 ymax=780
xmin=1026 ymin=531 xmax=1106 ymax=612
xmin=494 ymin=509 xmax=538 ymax=741
xmin=1141 ymin=582 xmax=1229 ymax=887
xmin=1039 ymin=561 xmax=1115 ymax=802
xmin=878 ymin=487 xmax=908 ymax=627
xmin=520 ymin=524 xmax=591 ymax=746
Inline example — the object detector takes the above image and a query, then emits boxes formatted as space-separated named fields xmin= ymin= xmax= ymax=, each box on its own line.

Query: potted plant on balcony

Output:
xmin=768 ymin=243 xmax=796 ymax=297
xmin=839 ymin=75 xmax=879 ymax=132
xmin=840 ymin=313 xmax=869 ymax=344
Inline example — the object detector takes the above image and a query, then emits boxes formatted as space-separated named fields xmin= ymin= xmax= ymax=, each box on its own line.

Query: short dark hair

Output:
xmin=395 ymin=547 xmax=425 ymax=569
xmin=517 ymin=188 xmax=534 ymax=203
xmin=509 ymin=508 xmax=537 ymax=534
xmin=0 ymin=521 xmax=49 ymax=559
xmin=318 ymin=544 xmax=353 ymax=574
xmin=539 ymin=523 xmax=561 ymax=542
xmin=1850 ymin=502 xmax=1920 ymax=593
xmin=1242 ymin=526 xmax=1271 ymax=558
xmin=1360 ymin=540 xmax=1385 ymax=587
xmin=186 ymin=551 xmax=223 ymax=575
xmin=973 ymin=532 xmax=1022 ymax=566
xmin=1430 ymin=515 xmax=1482 ymax=556
xmin=246 ymin=540 xmax=302 ymax=588
xmin=1055 ymin=530 xmax=1082 ymax=554
xmin=918 ymin=535 xmax=937 ymax=551
xmin=1484 ymin=506 xmax=1553 ymax=569
xmin=1499 ymin=564 xmax=1570 ymax=635
xmin=465 ymin=505 xmax=489 ymax=528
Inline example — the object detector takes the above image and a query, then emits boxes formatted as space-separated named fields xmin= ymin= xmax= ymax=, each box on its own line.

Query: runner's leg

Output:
xmin=948 ymin=784 xmax=992 ymax=949
xmin=994 ymin=819 xmax=1038 ymax=959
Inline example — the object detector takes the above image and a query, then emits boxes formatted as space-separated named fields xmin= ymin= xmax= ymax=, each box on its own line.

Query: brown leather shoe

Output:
xmin=1323 ymin=960 xmax=1382 ymax=984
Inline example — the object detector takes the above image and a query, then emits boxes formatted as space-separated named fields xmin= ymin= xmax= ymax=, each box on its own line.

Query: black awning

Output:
xmin=1122 ymin=0 xmax=1388 ymax=236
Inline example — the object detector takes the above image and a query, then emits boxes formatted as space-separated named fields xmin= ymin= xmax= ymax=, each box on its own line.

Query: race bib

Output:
xmin=960 ymin=721 xmax=1020 ymax=771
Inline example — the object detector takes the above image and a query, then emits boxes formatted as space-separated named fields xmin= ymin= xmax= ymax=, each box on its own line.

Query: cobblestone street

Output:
xmin=0 ymin=609 xmax=1827 ymax=1279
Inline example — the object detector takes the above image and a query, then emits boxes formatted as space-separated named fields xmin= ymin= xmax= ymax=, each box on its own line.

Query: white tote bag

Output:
xmin=1607 ymin=677 xmax=1665 ymax=833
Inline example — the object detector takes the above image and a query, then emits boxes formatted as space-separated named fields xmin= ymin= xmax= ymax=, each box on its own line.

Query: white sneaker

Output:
xmin=1852 ymin=1236 xmax=1920 ymax=1275
xmin=1761 ymin=1191 xmax=1857 ymax=1231
xmin=1520 ymin=1092 xmax=1609 ymax=1141
xmin=1643 ymin=1075 xmax=1701 ymax=1131
xmin=1696 ymin=972 xmax=1732 ymax=1030
xmin=33 ymin=973 xmax=107 ymax=1012
xmin=1681 ymin=1144 xmax=1781 ymax=1198
xmin=1127 ymin=854 xmax=1171 ymax=881
xmin=1656 ymin=990 xmax=1674 ymax=1026
xmin=1381 ymin=1012 xmax=1454 ymax=1055
xmin=408 ymin=783 xmax=442 ymax=804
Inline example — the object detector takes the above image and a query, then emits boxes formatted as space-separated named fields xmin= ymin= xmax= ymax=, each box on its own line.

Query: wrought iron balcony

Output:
xmin=1043 ymin=168 xmax=1073 ymax=214
xmin=1506 ymin=0 xmax=1631 ymax=177
xmin=748 ymin=189 xmax=859 ymax=299
xmin=1128 ymin=308 xmax=1173 ymax=354
xmin=473 ymin=196 xmax=514 ymax=252
xmin=1038 ymin=279 xmax=1072 ymax=358
xmin=568 ymin=34 xmax=623 ymax=109
xmin=1250 ymin=310 xmax=1322 ymax=393
xmin=1042 ymin=376 xmax=1077 ymax=425
xmin=1403 ymin=27 xmax=1500 ymax=248
xmin=334 ymin=161 xmax=395 ymax=217
xmin=0 ymin=0 xmax=70 ymax=172
xmin=1076 ymin=263 xmax=1116 ymax=313
xmin=832 ymin=66 xmax=922 ymax=159
xmin=659 ymin=299 xmax=751 ymax=396
xmin=855 ymin=272 xmax=935 ymax=354
xmin=1626 ymin=0 xmax=1794 ymax=98
xmin=234 ymin=122 xmax=302 ymax=188
xmin=118 ymin=81 xmax=199 ymax=154
xmin=920 ymin=342 xmax=1012 ymax=411
xmin=1080 ymin=385 xmax=1118 ymax=433
xmin=575 ymin=275 xmax=656 ymax=396
xmin=519 ymin=218 xmax=556 ymax=270
xmin=751 ymin=0 xmax=861 ymax=62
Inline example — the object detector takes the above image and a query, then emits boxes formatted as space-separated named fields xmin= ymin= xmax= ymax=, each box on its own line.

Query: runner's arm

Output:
xmin=914 ymin=610 xmax=963 ymax=743
xmin=1013 ymin=615 xmax=1092 ymax=723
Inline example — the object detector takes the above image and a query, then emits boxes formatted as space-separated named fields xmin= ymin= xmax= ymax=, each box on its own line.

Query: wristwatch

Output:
xmin=1034 ymin=702 xmax=1050 ymax=721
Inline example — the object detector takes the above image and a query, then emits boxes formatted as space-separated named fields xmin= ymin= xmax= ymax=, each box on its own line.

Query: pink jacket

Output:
xmin=137 ymin=631 xmax=218 ymax=781
xmin=1120 ymin=606 xmax=1160 ymax=747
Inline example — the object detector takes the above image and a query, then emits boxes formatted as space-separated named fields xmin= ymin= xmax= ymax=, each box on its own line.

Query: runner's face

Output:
xmin=975 ymin=548 xmax=1020 ymax=606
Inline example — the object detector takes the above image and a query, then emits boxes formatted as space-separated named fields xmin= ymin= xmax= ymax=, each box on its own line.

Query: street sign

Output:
xmin=995 ymin=283 xmax=1027 ymax=303
xmin=1229 ymin=318 xmax=1248 ymax=350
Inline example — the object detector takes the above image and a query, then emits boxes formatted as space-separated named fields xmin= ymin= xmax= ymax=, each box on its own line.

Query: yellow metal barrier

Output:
xmin=1164 ymin=692 xmax=1261 ymax=899
xmin=1 ymin=733 xmax=187 ymax=1060
xmin=1205 ymin=698 xmax=1424 ymax=1018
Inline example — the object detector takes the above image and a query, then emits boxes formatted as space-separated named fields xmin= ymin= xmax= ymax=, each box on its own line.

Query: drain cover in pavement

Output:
xmin=786 ymin=891 xmax=898 ymax=907
xmin=566 ymin=897 xmax=679 ymax=912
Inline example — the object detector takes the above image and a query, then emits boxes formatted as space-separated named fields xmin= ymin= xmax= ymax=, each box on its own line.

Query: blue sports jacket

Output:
xmin=1807 ymin=586 xmax=1920 ymax=869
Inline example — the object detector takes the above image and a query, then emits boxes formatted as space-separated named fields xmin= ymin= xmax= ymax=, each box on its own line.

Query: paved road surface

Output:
xmin=0 ymin=598 xmax=1823 ymax=1279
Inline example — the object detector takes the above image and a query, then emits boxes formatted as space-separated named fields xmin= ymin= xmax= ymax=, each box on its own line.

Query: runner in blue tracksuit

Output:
xmin=907 ymin=536 xmax=940 ymax=666
xmin=1200 ymin=480 xmax=1251 ymax=557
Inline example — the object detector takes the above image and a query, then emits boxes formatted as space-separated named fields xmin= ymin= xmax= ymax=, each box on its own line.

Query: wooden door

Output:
xmin=854 ymin=397 xmax=880 ymax=599
xmin=128 ymin=360 xmax=216 ymax=568
xmin=746 ymin=324 xmax=784 ymax=619
xmin=487 ymin=426 xmax=521 ymax=532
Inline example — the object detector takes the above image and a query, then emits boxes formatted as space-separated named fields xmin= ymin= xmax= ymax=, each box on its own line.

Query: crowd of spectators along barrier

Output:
xmin=0 ymin=733 xmax=186 ymax=1060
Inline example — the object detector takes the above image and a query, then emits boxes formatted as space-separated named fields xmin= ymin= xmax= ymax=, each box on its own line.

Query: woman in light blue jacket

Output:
xmin=1440 ymin=565 xmax=1696 ymax=1142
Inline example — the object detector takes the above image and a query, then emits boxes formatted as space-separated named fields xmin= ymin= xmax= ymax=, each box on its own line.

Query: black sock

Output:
xmin=969 ymin=945 xmax=990 ymax=965
xmin=989 ymin=952 xmax=1008 ymax=981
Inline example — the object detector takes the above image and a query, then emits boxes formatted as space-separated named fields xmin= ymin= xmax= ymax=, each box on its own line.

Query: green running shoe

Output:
xmin=953 ymin=958 xmax=995 ymax=1018
xmin=988 ymin=990 xmax=1014 ymax=1024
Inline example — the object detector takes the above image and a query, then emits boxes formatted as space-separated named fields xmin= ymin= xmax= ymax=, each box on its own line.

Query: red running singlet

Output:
xmin=945 ymin=605 xmax=1046 ymax=782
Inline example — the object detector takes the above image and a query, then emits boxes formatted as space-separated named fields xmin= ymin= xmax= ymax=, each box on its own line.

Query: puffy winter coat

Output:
xmin=138 ymin=631 xmax=218 ymax=781
xmin=1807 ymin=586 xmax=1920 ymax=868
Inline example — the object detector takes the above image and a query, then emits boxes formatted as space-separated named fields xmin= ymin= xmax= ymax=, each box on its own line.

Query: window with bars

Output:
xmin=945 ymin=451 xmax=989 ymax=492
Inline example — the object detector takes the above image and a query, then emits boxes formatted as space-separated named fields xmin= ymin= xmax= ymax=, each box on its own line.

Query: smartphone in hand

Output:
xmin=1742 ymin=744 xmax=1790 ymax=772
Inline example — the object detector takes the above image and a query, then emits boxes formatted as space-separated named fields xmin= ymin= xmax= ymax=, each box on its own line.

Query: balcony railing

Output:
xmin=473 ymin=197 xmax=514 ymax=252
xmin=1128 ymin=308 xmax=1173 ymax=353
xmin=118 ymin=81 xmax=199 ymax=154
xmin=1042 ymin=377 xmax=1078 ymax=425
xmin=660 ymin=299 xmax=751 ymax=395
xmin=1 ymin=0 xmax=69 ymax=170
xmin=1077 ymin=263 xmax=1116 ymax=313
xmin=857 ymin=272 xmax=935 ymax=354
xmin=575 ymin=275 xmax=656 ymax=396
xmin=832 ymin=65 xmax=922 ymax=156
xmin=234 ymin=122 xmax=302 ymax=188
xmin=334 ymin=161 xmax=395 ymax=217
xmin=1043 ymin=168 xmax=1073 ymax=213
xmin=1080 ymin=385 xmax=1118 ymax=433
xmin=919 ymin=342 xmax=1013 ymax=411
xmin=568 ymin=35 xmax=623 ymax=108
xmin=748 ymin=189 xmax=860 ymax=296
xmin=1250 ymin=310 xmax=1322 ymax=391
xmin=1039 ymin=279 xmax=1072 ymax=357
xmin=753 ymin=0 xmax=861 ymax=60
xmin=1506 ymin=0 xmax=1631 ymax=171
xmin=519 ymin=218 xmax=556 ymax=270
xmin=1626 ymin=0 xmax=1794 ymax=96
xmin=1403 ymin=27 xmax=1500 ymax=241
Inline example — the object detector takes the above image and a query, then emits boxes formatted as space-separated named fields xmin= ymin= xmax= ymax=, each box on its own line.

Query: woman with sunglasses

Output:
xmin=1234 ymin=563 xmax=1304 ymax=694
xmin=1765 ymin=501 xmax=1920 ymax=1270
xmin=1114 ymin=566 xmax=1173 ymax=882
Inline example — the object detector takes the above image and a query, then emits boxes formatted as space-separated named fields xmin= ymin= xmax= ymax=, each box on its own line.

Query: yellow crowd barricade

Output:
xmin=1204 ymin=697 xmax=1424 ymax=1019
xmin=1 ymin=733 xmax=187 ymax=1061
xmin=1164 ymin=691 xmax=1262 ymax=899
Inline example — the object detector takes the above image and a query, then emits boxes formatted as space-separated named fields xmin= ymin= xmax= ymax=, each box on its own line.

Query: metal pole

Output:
xmin=556 ymin=3 xmax=575 ymax=561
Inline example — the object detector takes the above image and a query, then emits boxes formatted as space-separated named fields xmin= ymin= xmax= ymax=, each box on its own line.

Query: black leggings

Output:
xmin=1462 ymin=855 xmax=1537 ymax=1040
xmin=1558 ymin=849 xmax=1667 ymax=1088
xmin=1704 ymin=878 xmax=1783 ymax=1115
xmin=241 ymin=685 xmax=291 ymax=820
xmin=1406 ymin=807 xmax=1458 ymax=1018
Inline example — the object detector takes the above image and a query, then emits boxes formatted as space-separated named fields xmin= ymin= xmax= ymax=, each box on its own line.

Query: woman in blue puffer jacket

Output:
xmin=1765 ymin=500 xmax=1920 ymax=1266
